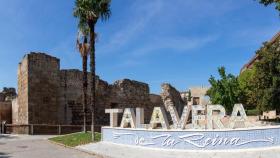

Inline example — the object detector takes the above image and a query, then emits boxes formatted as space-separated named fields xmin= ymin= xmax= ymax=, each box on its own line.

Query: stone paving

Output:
xmin=0 ymin=134 xmax=101 ymax=158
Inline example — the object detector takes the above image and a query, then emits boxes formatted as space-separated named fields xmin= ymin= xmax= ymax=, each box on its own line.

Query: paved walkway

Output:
xmin=0 ymin=134 xmax=102 ymax=158
xmin=78 ymin=141 xmax=280 ymax=158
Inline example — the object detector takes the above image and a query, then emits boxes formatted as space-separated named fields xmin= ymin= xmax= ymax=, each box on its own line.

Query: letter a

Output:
xmin=229 ymin=104 xmax=248 ymax=128
xmin=149 ymin=107 xmax=170 ymax=129
xmin=120 ymin=108 xmax=136 ymax=128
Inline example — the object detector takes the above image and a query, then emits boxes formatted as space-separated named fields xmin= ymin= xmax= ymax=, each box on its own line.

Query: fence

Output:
xmin=0 ymin=122 xmax=101 ymax=135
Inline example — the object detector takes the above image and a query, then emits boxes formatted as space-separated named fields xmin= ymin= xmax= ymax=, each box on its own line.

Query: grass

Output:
xmin=246 ymin=109 xmax=260 ymax=116
xmin=49 ymin=132 xmax=101 ymax=147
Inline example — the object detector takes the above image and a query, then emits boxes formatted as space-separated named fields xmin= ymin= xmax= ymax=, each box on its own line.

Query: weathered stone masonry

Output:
xmin=6 ymin=52 xmax=209 ymax=134
xmin=13 ymin=52 xmax=162 ymax=128
xmin=17 ymin=53 xmax=60 ymax=125
xmin=0 ymin=88 xmax=16 ymax=124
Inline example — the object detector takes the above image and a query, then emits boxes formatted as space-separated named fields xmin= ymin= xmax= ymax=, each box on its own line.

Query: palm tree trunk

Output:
xmin=89 ymin=21 xmax=96 ymax=141
xmin=82 ymin=54 xmax=88 ymax=133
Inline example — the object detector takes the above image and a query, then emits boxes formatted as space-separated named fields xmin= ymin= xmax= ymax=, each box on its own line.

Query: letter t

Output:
xmin=105 ymin=109 xmax=123 ymax=127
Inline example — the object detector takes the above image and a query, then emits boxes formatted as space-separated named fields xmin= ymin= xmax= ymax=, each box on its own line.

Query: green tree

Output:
xmin=206 ymin=67 xmax=241 ymax=113
xmin=253 ymin=42 xmax=280 ymax=112
xmin=258 ymin=0 xmax=280 ymax=12
xmin=238 ymin=67 xmax=257 ymax=109
xmin=74 ymin=0 xmax=111 ymax=141
xmin=76 ymin=30 xmax=90 ymax=133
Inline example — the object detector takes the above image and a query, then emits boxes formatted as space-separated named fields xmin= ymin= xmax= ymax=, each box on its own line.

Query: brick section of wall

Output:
xmin=0 ymin=102 xmax=12 ymax=123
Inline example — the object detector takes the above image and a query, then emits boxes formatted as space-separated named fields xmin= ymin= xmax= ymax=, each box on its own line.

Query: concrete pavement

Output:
xmin=0 ymin=134 xmax=102 ymax=158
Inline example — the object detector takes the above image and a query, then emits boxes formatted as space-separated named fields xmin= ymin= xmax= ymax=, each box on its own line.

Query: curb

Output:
xmin=47 ymin=139 xmax=108 ymax=158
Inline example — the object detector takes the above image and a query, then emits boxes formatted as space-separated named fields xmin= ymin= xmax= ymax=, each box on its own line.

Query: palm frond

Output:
xmin=98 ymin=0 xmax=111 ymax=21
xmin=73 ymin=0 xmax=111 ymax=23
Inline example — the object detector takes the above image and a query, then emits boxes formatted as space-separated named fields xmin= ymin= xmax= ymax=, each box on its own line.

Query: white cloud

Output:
xmin=98 ymin=0 xmax=163 ymax=54
xmin=130 ymin=35 xmax=219 ymax=57
xmin=229 ymin=26 xmax=280 ymax=47
xmin=114 ymin=34 xmax=218 ymax=68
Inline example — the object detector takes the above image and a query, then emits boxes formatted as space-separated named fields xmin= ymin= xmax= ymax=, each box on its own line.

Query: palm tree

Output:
xmin=76 ymin=30 xmax=90 ymax=133
xmin=73 ymin=0 xmax=111 ymax=141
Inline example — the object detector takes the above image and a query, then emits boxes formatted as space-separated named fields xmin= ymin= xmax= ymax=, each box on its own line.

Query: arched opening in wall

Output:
xmin=110 ymin=103 xmax=118 ymax=109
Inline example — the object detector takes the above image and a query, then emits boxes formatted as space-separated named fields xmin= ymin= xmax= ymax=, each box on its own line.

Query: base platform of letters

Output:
xmin=102 ymin=104 xmax=280 ymax=150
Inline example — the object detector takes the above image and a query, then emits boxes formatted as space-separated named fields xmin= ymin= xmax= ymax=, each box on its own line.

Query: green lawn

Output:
xmin=49 ymin=132 xmax=101 ymax=147
xmin=246 ymin=109 xmax=260 ymax=116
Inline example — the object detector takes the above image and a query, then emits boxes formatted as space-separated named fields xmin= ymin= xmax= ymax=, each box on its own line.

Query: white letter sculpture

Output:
xmin=120 ymin=108 xmax=136 ymax=128
xmin=168 ymin=105 xmax=191 ymax=129
xmin=105 ymin=109 xmax=123 ymax=127
xmin=192 ymin=105 xmax=206 ymax=129
xmin=149 ymin=107 xmax=170 ymax=129
xmin=207 ymin=105 xmax=225 ymax=129
xmin=136 ymin=108 xmax=149 ymax=129
xmin=229 ymin=104 xmax=248 ymax=128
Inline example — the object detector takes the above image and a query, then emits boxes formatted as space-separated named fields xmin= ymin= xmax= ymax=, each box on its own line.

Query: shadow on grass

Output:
xmin=0 ymin=152 xmax=11 ymax=158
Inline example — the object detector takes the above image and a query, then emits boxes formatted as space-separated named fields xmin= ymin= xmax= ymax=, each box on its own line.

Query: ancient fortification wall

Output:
xmin=161 ymin=83 xmax=186 ymax=116
xmin=17 ymin=53 xmax=61 ymax=125
xmin=59 ymin=69 xmax=91 ymax=125
xmin=17 ymin=55 xmax=29 ymax=124
xmin=100 ymin=79 xmax=155 ymax=124
xmin=14 ymin=52 xmax=162 ymax=128
xmin=28 ymin=53 xmax=60 ymax=124
xmin=7 ymin=52 xmax=210 ymax=134
xmin=0 ymin=102 xmax=12 ymax=124
xmin=0 ymin=88 xmax=16 ymax=124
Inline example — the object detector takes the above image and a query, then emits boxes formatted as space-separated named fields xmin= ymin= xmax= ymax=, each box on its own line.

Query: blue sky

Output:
xmin=0 ymin=0 xmax=279 ymax=94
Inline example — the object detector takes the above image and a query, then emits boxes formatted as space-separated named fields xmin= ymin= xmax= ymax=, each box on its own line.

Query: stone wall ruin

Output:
xmin=0 ymin=88 xmax=16 ymax=124
xmin=13 ymin=52 xmax=162 ymax=130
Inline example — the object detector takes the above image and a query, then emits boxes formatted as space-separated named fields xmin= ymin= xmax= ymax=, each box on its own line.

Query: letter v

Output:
xmin=168 ymin=105 xmax=191 ymax=129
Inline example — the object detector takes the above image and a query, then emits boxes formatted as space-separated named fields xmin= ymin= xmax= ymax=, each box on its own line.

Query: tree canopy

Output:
xmin=238 ymin=67 xmax=257 ymax=108
xmin=253 ymin=42 xmax=280 ymax=112
xmin=73 ymin=0 xmax=111 ymax=30
xmin=258 ymin=0 xmax=280 ymax=12
xmin=207 ymin=37 xmax=280 ymax=113
xmin=206 ymin=67 xmax=241 ymax=113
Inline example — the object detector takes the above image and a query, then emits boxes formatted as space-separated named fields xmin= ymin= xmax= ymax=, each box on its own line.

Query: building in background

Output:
xmin=181 ymin=86 xmax=210 ymax=106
